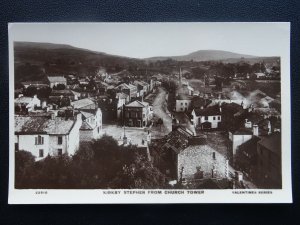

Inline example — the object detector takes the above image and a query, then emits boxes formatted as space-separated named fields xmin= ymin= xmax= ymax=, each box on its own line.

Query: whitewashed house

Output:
xmin=175 ymin=94 xmax=192 ymax=112
xmin=14 ymin=113 xmax=82 ymax=160
xmin=191 ymin=105 xmax=221 ymax=129
xmin=229 ymin=124 xmax=259 ymax=156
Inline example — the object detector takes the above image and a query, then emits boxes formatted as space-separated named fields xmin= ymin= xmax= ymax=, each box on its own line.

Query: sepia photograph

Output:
xmin=8 ymin=22 xmax=291 ymax=203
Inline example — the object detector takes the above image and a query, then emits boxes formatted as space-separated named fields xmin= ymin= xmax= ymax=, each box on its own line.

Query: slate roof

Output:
xmin=47 ymin=76 xmax=67 ymax=83
xmin=71 ymin=98 xmax=95 ymax=109
xmin=50 ymin=89 xmax=80 ymax=97
xmin=126 ymin=100 xmax=149 ymax=108
xmin=161 ymin=126 xmax=194 ymax=154
xmin=191 ymin=96 xmax=211 ymax=109
xmin=15 ymin=96 xmax=36 ymax=104
xmin=116 ymin=92 xmax=129 ymax=99
xmin=230 ymin=127 xmax=253 ymax=135
xmin=238 ymin=136 xmax=261 ymax=155
xmin=80 ymin=110 xmax=94 ymax=120
xmin=176 ymin=94 xmax=193 ymax=100
xmin=15 ymin=116 xmax=76 ymax=135
xmin=258 ymin=132 xmax=281 ymax=156
xmin=80 ymin=121 xmax=94 ymax=130
xmin=194 ymin=104 xmax=221 ymax=116
xmin=117 ymin=83 xmax=137 ymax=90
xmin=221 ymin=102 xmax=243 ymax=114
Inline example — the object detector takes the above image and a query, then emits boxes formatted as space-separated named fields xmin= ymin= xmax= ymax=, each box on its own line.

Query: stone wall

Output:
xmin=177 ymin=145 xmax=227 ymax=180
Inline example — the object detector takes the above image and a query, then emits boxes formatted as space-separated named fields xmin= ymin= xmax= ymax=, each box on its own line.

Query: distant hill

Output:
xmin=146 ymin=50 xmax=258 ymax=62
xmin=14 ymin=41 xmax=137 ymax=63
xmin=14 ymin=42 xmax=280 ymax=84
xmin=14 ymin=42 xmax=143 ymax=83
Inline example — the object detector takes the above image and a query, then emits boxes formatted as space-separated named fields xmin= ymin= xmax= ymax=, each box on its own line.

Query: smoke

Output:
xmin=245 ymin=89 xmax=271 ymax=108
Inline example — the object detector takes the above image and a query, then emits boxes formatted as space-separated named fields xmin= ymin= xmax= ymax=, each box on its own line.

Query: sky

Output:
xmin=9 ymin=22 xmax=290 ymax=58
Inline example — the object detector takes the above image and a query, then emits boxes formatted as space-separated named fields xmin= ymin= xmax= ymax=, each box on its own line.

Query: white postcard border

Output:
xmin=8 ymin=22 xmax=292 ymax=204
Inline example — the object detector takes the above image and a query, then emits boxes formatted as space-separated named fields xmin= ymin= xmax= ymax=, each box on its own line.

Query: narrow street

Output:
xmin=150 ymin=87 xmax=172 ymax=138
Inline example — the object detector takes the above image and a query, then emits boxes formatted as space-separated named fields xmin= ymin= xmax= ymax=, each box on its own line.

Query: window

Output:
xmin=39 ymin=149 xmax=44 ymax=158
xmin=58 ymin=136 xmax=63 ymax=145
xmin=204 ymin=116 xmax=208 ymax=121
xmin=213 ymin=152 xmax=216 ymax=160
xmin=131 ymin=112 xmax=136 ymax=118
xmin=35 ymin=135 xmax=44 ymax=145
xmin=218 ymin=116 xmax=221 ymax=120
xmin=213 ymin=116 xmax=216 ymax=120
xmin=98 ymin=127 xmax=100 ymax=133
xmin=57 ymin=149 xmax=63 ymax=156
xmin=185 ymin=102 xmax=187 ymax=105
xmin=181 ymin=108 xmax=183 ymax=111
xmin=181 ymin=102 xmax=183 ymax=105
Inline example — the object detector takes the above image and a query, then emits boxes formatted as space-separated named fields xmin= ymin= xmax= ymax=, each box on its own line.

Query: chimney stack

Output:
xmin=253 ymin=124 xmax=259 ymax=136
xmin=268 ymin=120 xmax=272 ymax=135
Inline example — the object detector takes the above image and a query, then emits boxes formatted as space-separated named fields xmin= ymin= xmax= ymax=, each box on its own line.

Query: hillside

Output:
xmin=146 ymin=50 xmax=257 ymax=62
xmin=14 ymin=42 xmax=143 ymax=83
xmin=14 ymin=42 xmax=279 ymax=84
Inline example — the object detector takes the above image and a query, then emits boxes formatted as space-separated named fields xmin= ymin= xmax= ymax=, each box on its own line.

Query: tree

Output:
xmin=109 ymin=150 xmax=167 ymax=189
xmin=37 ymin=86 xmax=52 ymax=99
xmin=53 ymin=83 xmax=66 ymax=90
xmin=32 ymin=155 xmax=75 ymax=189
xmin=24 ymin=86 xmax=37 ymax=97
xmin=15 ymin=150 xmax=35 ymax=188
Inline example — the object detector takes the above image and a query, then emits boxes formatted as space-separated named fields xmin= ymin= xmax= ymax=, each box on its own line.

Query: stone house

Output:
xmin=177 ymin=143 xmax=228 ymax=181
xmin=150 ymin=126 xmax=228 ymax=182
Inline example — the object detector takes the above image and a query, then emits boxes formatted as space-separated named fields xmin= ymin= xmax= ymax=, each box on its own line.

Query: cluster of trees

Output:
xmin=209 ymin=62 xmax=267 ymax=78
xmin=14 ymin=62 xmax=45 ymax=83
xmin=15 ymin=135 xmax=167 ymax=189
xmin=23 ymin=86 xmax=52 ymax=99
xmin=52 ymin=83 xmax=66 ymax=90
